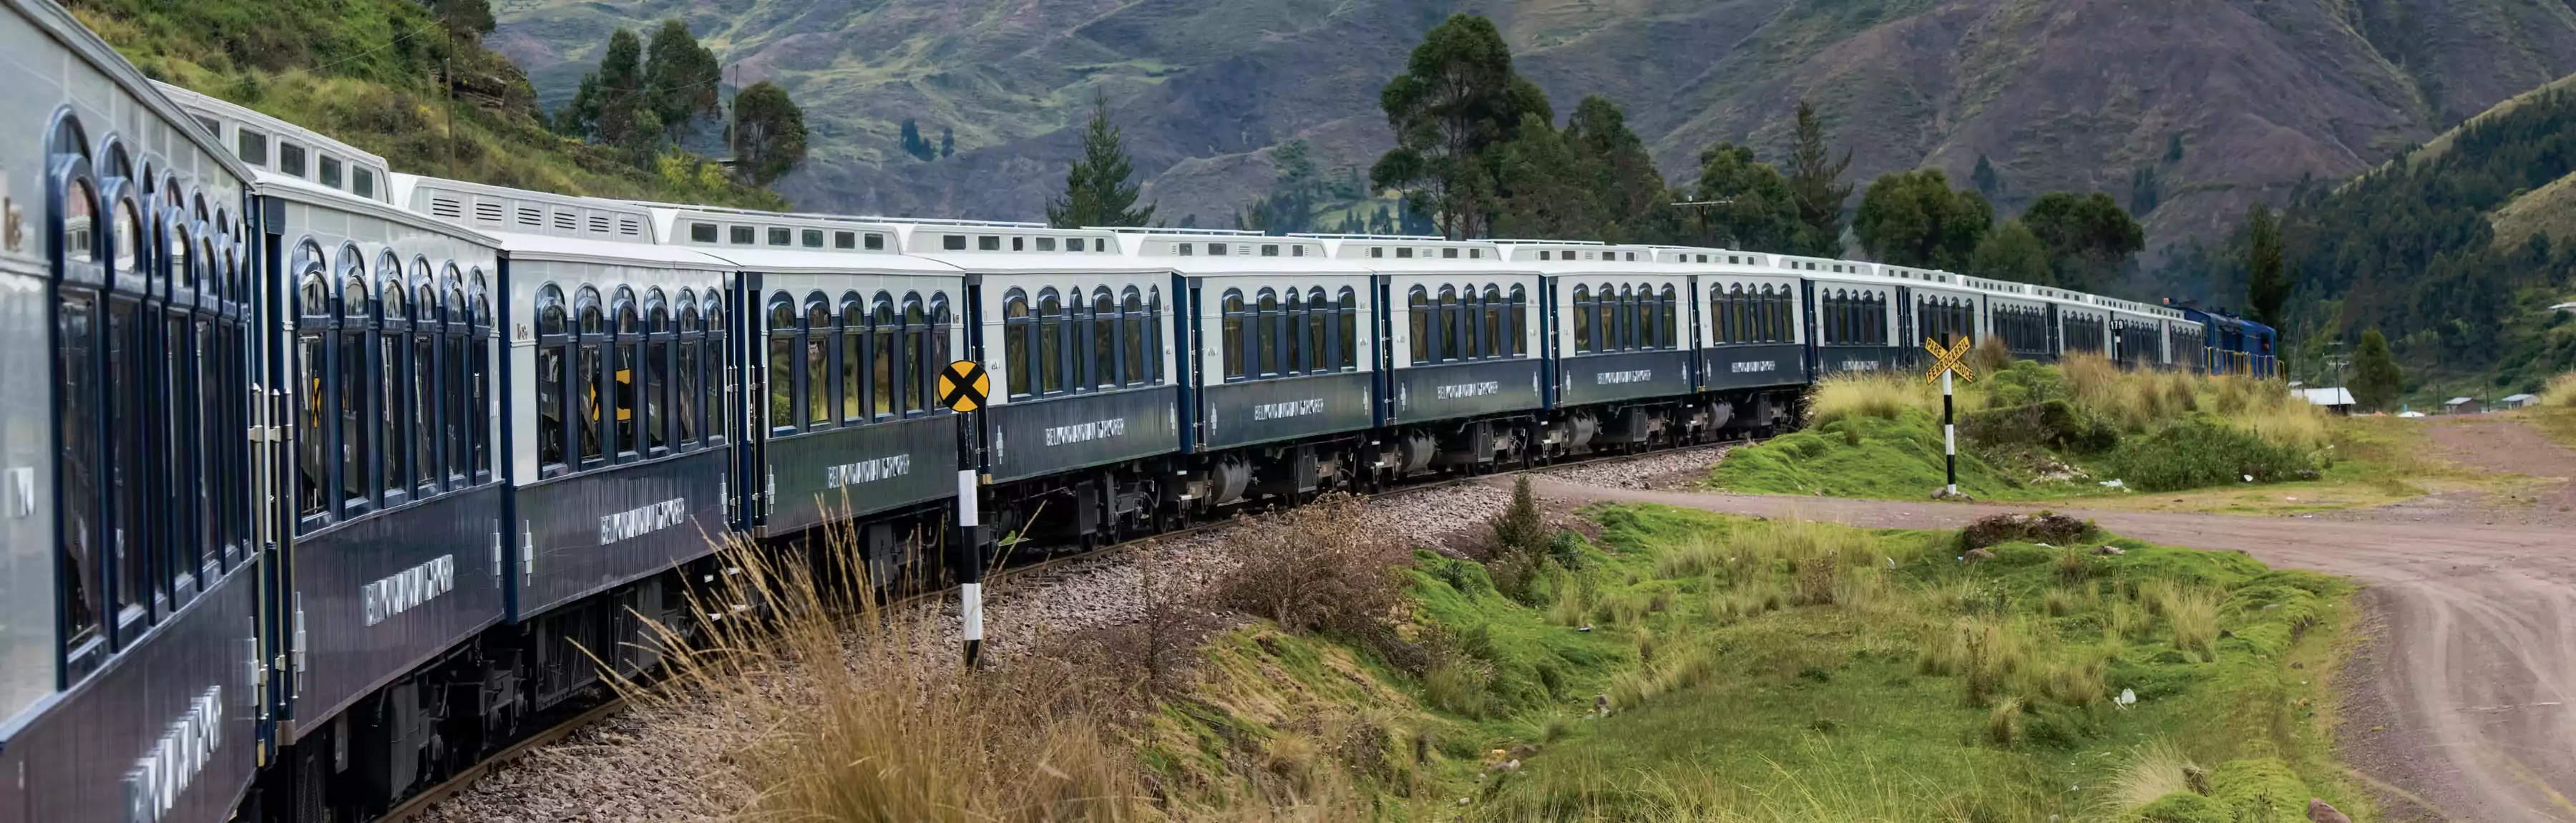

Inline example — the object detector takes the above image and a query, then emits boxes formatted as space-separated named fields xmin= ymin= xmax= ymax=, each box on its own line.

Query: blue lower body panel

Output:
xmin=1700 ymin=344 xmax=1809 ymax=390
xmin=516 ymin=449 xmax=731 ymax=619
xmin=1385 ymin=359 xmax=1544 ymax=425
xmin=761 ymin=415 xmax=959 ymax=537
xmin=985 ymin=386 xmax=1181 ymax=483
xmin=1556 ymin=349 xmax=1694 ymax=407
xmin=1815 ymin=345 xmax=1905 ymax=377
xmin=291 ymin=485 xmax=509 ymax=731
xmin=1199 ymin=371 xmax=1375 ymax=451
xmin=0 ymin=565 xmax=260 ymax=823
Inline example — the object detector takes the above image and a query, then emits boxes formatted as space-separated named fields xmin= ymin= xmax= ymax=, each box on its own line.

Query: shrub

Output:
xmin=1961 ymin=399 xmax=2119 ymax=453
xmin=1959 ymin=511 xmax=2096 ymax=550
xmin=2112 ymin=418 xmax=2314 ymax=492
xmin=2545 ymin=373 xmax=2576 ymax=406
xmin=1214 ymin=494 xmax=1410 ymax=641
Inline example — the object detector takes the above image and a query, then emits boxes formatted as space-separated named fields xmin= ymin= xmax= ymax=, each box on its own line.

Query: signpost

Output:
xmin=1923 ymin=337 xmax=1978 ymax=497
xmin=940 ymin=359 xmax=992 ymax=666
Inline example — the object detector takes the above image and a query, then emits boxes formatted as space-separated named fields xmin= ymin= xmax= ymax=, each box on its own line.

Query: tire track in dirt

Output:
xmin=1518 ymin=417 xmax=2576 ymax=821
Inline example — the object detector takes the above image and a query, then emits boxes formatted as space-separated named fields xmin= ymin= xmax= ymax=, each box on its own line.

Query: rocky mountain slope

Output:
xmin=492 ymin=0 xmax=2576 ymax=251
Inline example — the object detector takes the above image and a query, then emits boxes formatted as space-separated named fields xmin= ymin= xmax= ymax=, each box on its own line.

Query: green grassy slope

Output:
xmin=69 ymin=0 xmax=782 ymax=209
xmin=1166 ymin=505 xmax=2369 ymax=820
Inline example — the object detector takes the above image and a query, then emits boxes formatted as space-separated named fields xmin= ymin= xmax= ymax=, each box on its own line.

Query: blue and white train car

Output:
xmin=649 ymin=208 xmax=962 ymax=561
xmin=1344 ymin=236 xmax=1543 ymax=471
xmin=907 ymin=223 xmax=1174 ymax=544
xmin=1871 ymin=263 xmax=1982 ymax=371
xmin=1666 ymin=248 xmax=1805 ymax=429
xmin=1784 ymin=254 xmax=1901 ymax=376
xmin=1964 ymin=275 xmax=2053 ymax=362
xmin=394 ymin=176 xmax=731 ymax=721
xmin=2034 ymin=286 xmax=2109 ymax=358
xmin=1 ymin=2 xmax=265 ymax=820
xmin=1156 ymin=233 xmax=1375 ymax=504
xmin=162 ymin=94 xmax=515 ymax=816
xmin=1511 ymin=242 xmax=1699 ymax=452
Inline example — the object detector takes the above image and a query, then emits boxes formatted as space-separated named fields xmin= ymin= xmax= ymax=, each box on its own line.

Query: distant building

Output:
xmin=2499 ymin=393 xmax=2540 ymax=409
xmin=2297 ymin=387 xmax=2356 ymax=415
xmin=2444 ymin=396 xmax=2483 ymax=415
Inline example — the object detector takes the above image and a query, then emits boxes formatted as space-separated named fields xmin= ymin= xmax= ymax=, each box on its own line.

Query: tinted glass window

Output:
xmin=319 ymin=156 xmax=343 ymax=189
xmin=691 ymin=223 xmax=718 ymax=243
xmin=769 ymin=227 xmax=791 ymax=246
xmin=834 ymin=231 xmax=855 ymax=249
xmin=352 ymin=167 xmax=376 ymax=199
xmin=730 ymin=225 xmax=755 ymax=245
xmin=237 ymin=130 xmax=268 ymax=165
xmin=278 ymin=142 xmax=306 ymax=177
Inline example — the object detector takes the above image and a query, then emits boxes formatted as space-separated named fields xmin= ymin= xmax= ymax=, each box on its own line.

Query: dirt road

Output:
xmin=1520 ymin=416 xmax=2576 ymax=822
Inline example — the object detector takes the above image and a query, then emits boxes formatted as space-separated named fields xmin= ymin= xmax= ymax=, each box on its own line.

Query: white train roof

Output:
xmin=1292 ymin=234 xmax=1527 ymax=275
xmin=391 ymin=174 xmax=726 ymax=268
xmin=1106 ymin=228 xmax=1371 ymax=276
xmin=155 ymin=81 xmax=389 ymax=203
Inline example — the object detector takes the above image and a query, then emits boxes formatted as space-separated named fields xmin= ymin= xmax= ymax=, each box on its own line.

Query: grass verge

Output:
xmin=641 ymin=484 xmax=2366 ymax=822
xmin=1715 ymin=358 xmax=2479 ymax=511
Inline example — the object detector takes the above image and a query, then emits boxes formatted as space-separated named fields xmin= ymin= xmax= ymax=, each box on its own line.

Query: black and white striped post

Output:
xmin=1942 ymin=368 xmax=1957 ymax=496
xmin=1923 ymin=337 xmax=1976 ymax=497
xmin=957 ymin=466 xmax=983 ymax=667
xmin=939 ymin=359 xmax=995 ymax=668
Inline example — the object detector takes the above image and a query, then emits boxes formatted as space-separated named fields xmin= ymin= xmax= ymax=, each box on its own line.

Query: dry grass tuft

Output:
xmin=1807 ymin=372 xmax=1941 ymax=427
xmin=2103 ymin=739 xmax=2202 ymax=811
xmin=2163 ymin=585 xmax=2223 ymax=661
xmin=639 ymin=534 xmax=1153 ymax=823
xmin=2543 ymin=373 xmax=2576 ymax=407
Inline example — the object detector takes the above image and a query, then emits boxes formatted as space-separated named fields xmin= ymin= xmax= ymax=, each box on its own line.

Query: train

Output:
xmin=0 ymin=2 xmax=2285 ymax=821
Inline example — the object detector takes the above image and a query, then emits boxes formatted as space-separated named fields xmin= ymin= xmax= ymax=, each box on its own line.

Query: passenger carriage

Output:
xmin=2036 ymin=286 xmax=2110 ymax=358
xmin=650 ymin=208 xmax=962 ymax=576
xmin=392 ymin=177 xmax=728 ymax=732
xmin=1333 ymin=235 xmax=1543 ymax=472
xmin=1512 ymin=242 xmax=1699 ymax=452
xmin=1782 ymin=254 xmax=1901 ymax=375
xmin=2 ymin=3 xmax=266 ymax=821
xmin=904 ymin=223 xmax=1176 ymax=544
xmin=187 ymin=104 xmax=512 ymax=812
xmin=1665 ymin=248 xmax=1805 ymax=430
xmin=1853 ymin=262 xmax=1979 ymax=371
xmin=1153 ymin=233 xmax=1375 ymax=505
xmin=1964 ymin=276 xmax=2054 ymax=363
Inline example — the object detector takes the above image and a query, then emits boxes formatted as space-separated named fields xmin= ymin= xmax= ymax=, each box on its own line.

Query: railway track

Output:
xmin=377 ymin=437 xmax=1755 ymax=822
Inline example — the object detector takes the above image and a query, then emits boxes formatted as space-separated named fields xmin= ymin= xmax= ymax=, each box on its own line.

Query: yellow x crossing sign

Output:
xmin=1923 ymin=337 xmax=1976 ymax=384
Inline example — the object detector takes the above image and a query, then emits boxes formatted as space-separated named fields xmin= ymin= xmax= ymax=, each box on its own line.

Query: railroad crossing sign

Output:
xmin=937 ymin=359 xmax=991 ymax=412
xmin=1923 ymin=336 xmax=1977 ymax=384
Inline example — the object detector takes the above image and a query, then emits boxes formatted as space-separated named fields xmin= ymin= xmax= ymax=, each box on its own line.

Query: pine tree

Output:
xmin=2352 ymin=328 xmax=2403 ymax=411
xmin=1970 ymin=154 xmax=2001 ymax=200
xmin=731 ymin=81 xmax=806 ymax=185
xmin=899 ymin=120 xmax=929 ymax=161
xmin=1045 ymin=92 xmax=1156 ymax=228
xmin=433 ymin=0 xmax=496 ymax=40
xmin=2243 ymin=203 xmax=2289 ymax=328
xmin=940 ymin=126 xmax=955 ymax=158
xmin=1785 ymin=100 xmax=1853 ymax=256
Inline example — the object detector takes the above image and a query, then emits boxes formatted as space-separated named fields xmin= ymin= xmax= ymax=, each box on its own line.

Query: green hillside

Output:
xmin=492 ymin=0 xmax=2576 ymax=250
xmin=2255 ymin=73 xmax=2576 ymax=399
xmin=67 ymin=0 xmax=782 ymax=209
